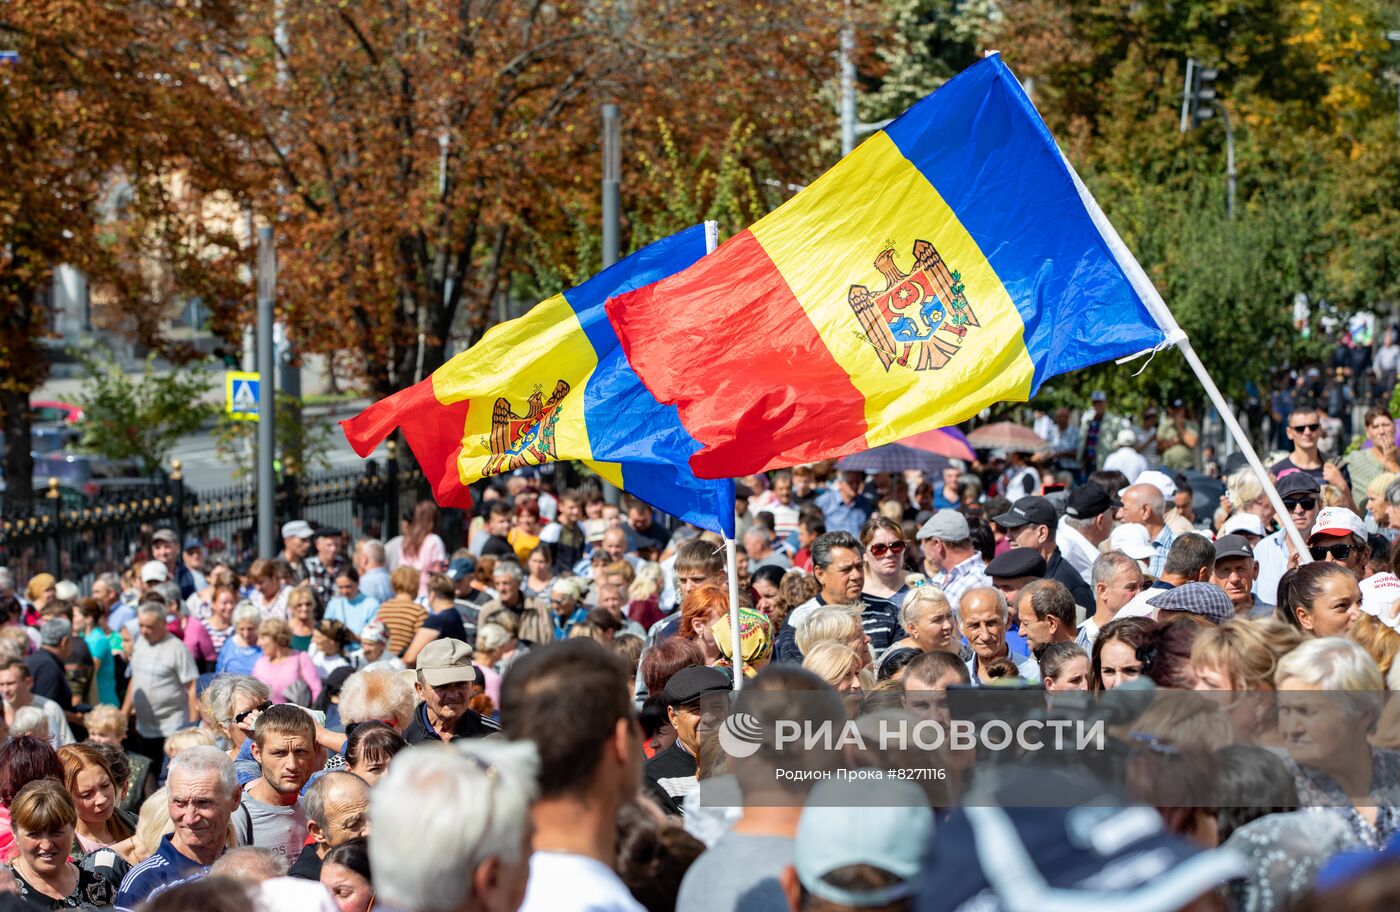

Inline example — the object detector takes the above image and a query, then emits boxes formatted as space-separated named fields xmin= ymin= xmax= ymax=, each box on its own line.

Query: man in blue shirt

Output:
xmin=814 ymin=471 xmax=877 ymax=537
xmin=354 ymin=539 xmax=394 ymax=605
xmin=117 ymin=746 xmax=239 ymax=910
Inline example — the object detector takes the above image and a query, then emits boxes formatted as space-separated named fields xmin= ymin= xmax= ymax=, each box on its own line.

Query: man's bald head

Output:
xmin=1118 ymin=484 xmax=1166 ymax=525
xmin=210 ymin=847 xmax=287 ymax=883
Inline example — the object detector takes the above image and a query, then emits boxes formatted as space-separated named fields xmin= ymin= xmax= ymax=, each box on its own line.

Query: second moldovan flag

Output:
xmin=341 ymin=224 xmax=736 ymax=536
xmin=606 ymin=54 xmax=1181 ymax=479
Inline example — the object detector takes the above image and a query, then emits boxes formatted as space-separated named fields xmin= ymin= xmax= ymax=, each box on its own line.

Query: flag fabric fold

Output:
xmin=605 ymin=54 xmax=1170 ymax=479
xmin=341 ymin=224 xmax=737 ymax=536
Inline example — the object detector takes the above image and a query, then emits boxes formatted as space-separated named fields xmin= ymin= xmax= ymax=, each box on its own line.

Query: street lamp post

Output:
xmin=256 ymin=227 xmax=277 ymax=558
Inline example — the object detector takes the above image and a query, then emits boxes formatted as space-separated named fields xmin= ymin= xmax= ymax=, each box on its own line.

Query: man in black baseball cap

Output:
xmin=1059 ymin=484 xmax=1119 ymax=584
xmin=992 ymin=497 xmax=1094 ymax=610
xmin=1210 ymin=534 xmax=1264 ymax=618
xmin=644 ymin=666 xmax=731 ymax=816
xmin=1255 ymin=471 xmax=1322 ymax=613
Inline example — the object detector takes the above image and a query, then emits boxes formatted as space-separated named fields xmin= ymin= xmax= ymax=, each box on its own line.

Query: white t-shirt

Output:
xmin=1103 ymin=446 xmax=1148 ymax=483
xmin=519 ymin=852 xmax=644 ymax=912
xmin=1115 ymin=586 xmax=1167 ymax=620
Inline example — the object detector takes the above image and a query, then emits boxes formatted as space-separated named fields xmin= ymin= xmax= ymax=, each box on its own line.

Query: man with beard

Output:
xmin=233 ymin=705 xmax=317 ymax=863
xmin=403 ymin=638 xmax=500 ymax=743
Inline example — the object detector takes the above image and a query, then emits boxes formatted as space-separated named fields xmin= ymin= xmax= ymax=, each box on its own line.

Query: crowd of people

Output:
xmin=7 ymin=393 xmax=1400 ymax=910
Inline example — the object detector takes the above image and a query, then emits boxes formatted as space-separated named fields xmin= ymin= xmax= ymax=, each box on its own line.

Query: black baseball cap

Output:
xmin=992 ymin=496 xmax=1056 ymax=529
xmin=1064 ymin=484 xmax=1118 ymax=520
xmin=1213 ymin=534 xmax=1254 ymax=561
xmin=663 ymin=665 xmax=732 ymax=706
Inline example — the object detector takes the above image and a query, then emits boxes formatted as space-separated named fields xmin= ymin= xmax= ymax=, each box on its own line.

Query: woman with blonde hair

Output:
xmin=57 ymin=744 xmax=136 ymax=864
xmin=252 ymin=618 xmax=321 ymax=704
xmin=1191 ymin=618 xmax=1304 ymax=692
xmin=795 ymin=604 xmax=871 ymax=670
xmin=285 ymin=585 xmax=319 ymax=652
xmin=881 ymin=587 xmax=958 ymax=674
xmin=802 ymin=641 xmax=865 ymax=693
xmin=1366 ymin=471 xmax=1398 ymax=534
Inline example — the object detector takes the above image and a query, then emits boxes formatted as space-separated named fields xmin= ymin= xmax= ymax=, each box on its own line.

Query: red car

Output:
xmin=30 ymin=400 xmax=84 ymax=425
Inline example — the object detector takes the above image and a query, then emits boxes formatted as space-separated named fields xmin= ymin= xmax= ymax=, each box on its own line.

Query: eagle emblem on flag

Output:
xmin=848 ymin=240 xmax=979 ymax=371
xmin=483 ymin=380 xmax=570 ymax=477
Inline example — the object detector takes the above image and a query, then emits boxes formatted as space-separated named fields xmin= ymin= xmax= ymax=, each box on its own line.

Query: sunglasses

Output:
xmin=1283 ymin=496 xmax=1317 ymax=512
xmin=868 ymin=541 xmax=906 ymax=557
xmin=1289 ymin=422 xmax=1321 ymax=433
xmin=235 ymin=701 xmax=273 ymax=725
xmin=1309 ymin=544 xmax=1355 ymax=562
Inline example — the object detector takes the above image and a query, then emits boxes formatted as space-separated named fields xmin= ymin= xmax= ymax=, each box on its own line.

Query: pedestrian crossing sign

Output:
xmin=226 ymin=371 xmax=261 ymax=421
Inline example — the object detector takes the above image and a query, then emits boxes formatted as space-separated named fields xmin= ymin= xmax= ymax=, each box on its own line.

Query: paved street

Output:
xmin=168 ymin=401 xmax=386 ymax=492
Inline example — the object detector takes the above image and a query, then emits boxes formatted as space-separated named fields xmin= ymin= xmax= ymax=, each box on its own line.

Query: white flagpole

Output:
xmin=703 ymin=219 xmax=745 ymax=688
xmin=1060 ymin=159 xmax=1311 ymax=562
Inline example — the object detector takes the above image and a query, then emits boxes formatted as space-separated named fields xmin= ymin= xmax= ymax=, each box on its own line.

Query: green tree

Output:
xmin=211 ymin=392 xmax=334 ymax=482
xmin=73 ymin=351 xmax=217 ymax=476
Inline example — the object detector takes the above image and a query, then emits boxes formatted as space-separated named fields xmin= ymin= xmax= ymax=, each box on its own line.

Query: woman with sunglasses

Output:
xmin=859 ymin=516 xmax=910 ymax=656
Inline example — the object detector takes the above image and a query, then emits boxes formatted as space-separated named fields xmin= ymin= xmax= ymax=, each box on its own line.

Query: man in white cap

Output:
xmin=779 ymin=778 xmax=934 ymax=912
xmin=139 ymin=560 xmax=169 ymax=597
xmin=404 ymin=638 xmax=498 ymax=743
xmin=280 ymin=520 xmax=314 ymax=585
xmin=1308 ymin=506 xmax=1371 ymax=581
xmin=916 ymin=510 xmax=991 ymax=613
xmin=1102 ymin=428 xmax=1147 ymax=484
xmin=1219 ymin=512 xmax=1267 ymax=548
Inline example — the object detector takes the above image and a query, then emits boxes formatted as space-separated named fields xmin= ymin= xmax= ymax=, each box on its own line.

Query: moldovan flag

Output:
xmin=341 ymin=225 xmax=737 ymax=536
xmin=606 ymin=54 xmax=1182 ymax=479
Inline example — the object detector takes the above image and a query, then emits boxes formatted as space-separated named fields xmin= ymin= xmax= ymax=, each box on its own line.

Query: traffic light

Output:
xmin=1179 ymin=58 xmax=1221 ymax=132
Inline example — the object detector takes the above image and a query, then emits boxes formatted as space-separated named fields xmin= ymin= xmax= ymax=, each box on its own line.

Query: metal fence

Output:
xmin=0 ymin=442 xmax=445 ymax=589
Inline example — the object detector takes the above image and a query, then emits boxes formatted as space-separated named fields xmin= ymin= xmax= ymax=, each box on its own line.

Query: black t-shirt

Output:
xmin=423 ymin=607 xmax=470 ymax=643
xmin=25 ymin=648 xmax=72 ymax=710
xmin=480 ymin=535 xmax=515 ymax=559
xmin=288 ymin=845 xmax=324 ymax=881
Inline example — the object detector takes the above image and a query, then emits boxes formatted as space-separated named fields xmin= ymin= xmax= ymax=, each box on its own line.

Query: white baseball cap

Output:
xmin=1123 ymin=470 xmax=1178 ymax=500
xmin=1308 ymin=506 xmax=1367 ymax=543
xmin=281 ymin=520 xmax=314 ymax=540
xmin=1109 ymin=523 xmax=1156 ymax=562
xmin=1219 ymin=513 xmax=1267 ymax=539
xmin=1360 ymin=572 xmax=1400 ymax=631
xmin=140 ymin=560 xmax=168 ymax=584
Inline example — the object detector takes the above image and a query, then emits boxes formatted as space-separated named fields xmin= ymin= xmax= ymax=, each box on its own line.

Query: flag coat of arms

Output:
xmin=605 ymin=54 xmax=1174 ymax=479
xmin=341 ymin=225 xmax=737 ymax=536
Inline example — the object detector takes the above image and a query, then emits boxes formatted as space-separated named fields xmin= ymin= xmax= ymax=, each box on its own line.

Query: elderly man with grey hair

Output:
xmin=288 ymin=771 xmax=371 ymax=881
xmin=355 ymin=538 xmax=394 ymax=604
xmin=959 ymin=587 xmax=1039 ymax=685
xmin=92 ymin=571 xmax=136 ymax=632
xmin=371 ymin=740 xmax=538 ymax=912
xmin=26 ymin=617 xmax=78 ymax=723
xmin=121 ymin=602 xmax=198 ymax=760
xmin=116 ymin=745 xmax=240 ymax=910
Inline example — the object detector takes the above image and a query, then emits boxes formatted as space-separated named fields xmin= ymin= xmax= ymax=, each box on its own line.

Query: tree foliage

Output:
xmin=988 ymin=0 xmax=1400 ymax=410
xmin=211 ymin=392 xmax=334 ymax=483
xmin=0 ymin=2 xmax=249 ymax=509
xmin=73 ymin=351 xmax=216 ymax=476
